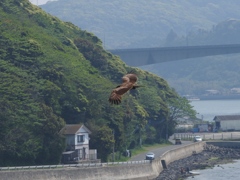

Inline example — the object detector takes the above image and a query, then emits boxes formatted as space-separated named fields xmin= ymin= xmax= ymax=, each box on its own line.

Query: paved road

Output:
xmin=129 ymin=132 xmax=240 ymax=161
xmin=129 ymin=140 xmax=193 ymax=161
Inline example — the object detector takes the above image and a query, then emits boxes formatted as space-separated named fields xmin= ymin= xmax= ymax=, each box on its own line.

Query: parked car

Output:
xmin=145 ymin=152 xmax=155 ymax=160
xmin=175 ymin=138 xmax=182 ymax=145
xmin=193 ymin=136 xmax=202 ymax=142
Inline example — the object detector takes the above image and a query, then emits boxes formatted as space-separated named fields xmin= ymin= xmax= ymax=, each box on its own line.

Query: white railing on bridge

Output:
xmin=0 ymin=160 xmax=150 ymax=171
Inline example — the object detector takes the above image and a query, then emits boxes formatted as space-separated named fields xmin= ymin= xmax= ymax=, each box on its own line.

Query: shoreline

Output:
xmin=155 ymin=144 xmax=240 ymax=180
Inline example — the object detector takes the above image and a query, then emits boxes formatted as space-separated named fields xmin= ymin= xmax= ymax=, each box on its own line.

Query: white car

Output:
xmin=193 ymin=136 xmax=202 ymax=142
xmin=145 ymin=152 xmax=155 ymax=160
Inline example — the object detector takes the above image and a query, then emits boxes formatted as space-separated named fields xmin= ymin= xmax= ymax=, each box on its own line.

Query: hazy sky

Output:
xmin=30 ymin=0 xmax=56 ymax=5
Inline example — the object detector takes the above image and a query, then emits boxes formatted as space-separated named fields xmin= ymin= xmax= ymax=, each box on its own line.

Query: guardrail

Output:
xmin=174 ymin=132 xmax=240 ymax=141
xmin=0 ymin=160 xmax=150 ymax=171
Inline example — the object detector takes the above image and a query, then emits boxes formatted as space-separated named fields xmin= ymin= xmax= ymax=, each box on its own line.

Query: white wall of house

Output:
xmin=73 ymin=126 xmax=90 ymax=159
xmin=62 ymin=124 xmax=95 ymax=161
xmin=220 ymin=120 xmax=240 ymax=131
xmin=63 ymin=125 xmax=92 ymax=160
xmin=74 ymin=127 xmax=90 ymax=147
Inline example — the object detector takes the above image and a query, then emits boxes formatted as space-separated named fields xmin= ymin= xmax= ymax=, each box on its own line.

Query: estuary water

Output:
xmin=186 ymin=160 xmax=240 ymax=180
xmin=187 ymin=99 xmax=240 ymax=179
xmin=190 ymin=99 xmax=240 ymax=121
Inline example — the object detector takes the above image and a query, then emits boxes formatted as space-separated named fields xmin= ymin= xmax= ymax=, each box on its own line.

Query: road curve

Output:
xmin=129 ymin=140 xmax=193 ymax=161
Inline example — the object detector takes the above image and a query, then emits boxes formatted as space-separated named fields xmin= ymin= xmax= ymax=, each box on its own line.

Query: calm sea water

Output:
xmin=190 ymin=99 xmax=240 ymax=121
xmin=186 ymin=160 xmax=240 ymax=180
xmin=188 ymin=99 xmax=240 ymax=179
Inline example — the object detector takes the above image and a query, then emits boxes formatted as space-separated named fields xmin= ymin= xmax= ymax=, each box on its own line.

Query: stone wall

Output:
xmin=160 ymin=141 xmax=205 ymax=166
xmin=0 ymin=164 xmax=156 ymax=180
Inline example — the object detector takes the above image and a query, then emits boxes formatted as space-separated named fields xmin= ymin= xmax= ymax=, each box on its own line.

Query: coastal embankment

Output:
xmin=2 ymin=141 xmax=239 ymax=180
xmin=0 ymin=142 xmax=205 ymax=180
xmin=156 ymin=143 xmax=240 ymax=180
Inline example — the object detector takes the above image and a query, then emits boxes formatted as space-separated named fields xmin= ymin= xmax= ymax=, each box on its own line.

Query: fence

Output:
xmin=0 ymin=160 xmax=150 ymax=171
xmin=174 ymin=132 xmax=240 ymax=141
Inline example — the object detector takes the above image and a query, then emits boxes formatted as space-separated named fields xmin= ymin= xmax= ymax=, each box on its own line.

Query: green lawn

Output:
xmin=111 ymin=142 xmax=172 ymax=162
xmin=131 ymin=143 xmax=171 ymax=157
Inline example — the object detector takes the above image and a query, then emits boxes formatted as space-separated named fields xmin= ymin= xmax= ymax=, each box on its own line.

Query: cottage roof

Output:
xmin=60 ymin=124 xmax=91 ymax=135
xmin=213 ymin=115 xmax=240 ymax=121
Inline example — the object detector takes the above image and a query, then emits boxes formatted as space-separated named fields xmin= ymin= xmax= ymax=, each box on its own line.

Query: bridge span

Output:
xmin=109 ymin=44 xmax=240 ymax=66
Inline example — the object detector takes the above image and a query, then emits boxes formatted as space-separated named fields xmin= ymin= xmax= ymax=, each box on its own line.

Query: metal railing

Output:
xmin=0 ymin=160 xmax=150 ymax=171
xmin=174 ymin=132 xmax=240 ymax=141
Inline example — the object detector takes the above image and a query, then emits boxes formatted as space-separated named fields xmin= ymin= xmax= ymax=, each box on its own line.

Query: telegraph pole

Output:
xmin=112 ymin=129 xmax=115 ymax=162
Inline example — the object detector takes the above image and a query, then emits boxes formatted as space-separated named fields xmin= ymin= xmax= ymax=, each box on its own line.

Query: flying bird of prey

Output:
xmin=109 ymin=73 xmax=142 ymax=105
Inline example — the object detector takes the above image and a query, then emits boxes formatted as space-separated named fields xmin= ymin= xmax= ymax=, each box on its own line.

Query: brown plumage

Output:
xmin=109 ymin=73 xmax=141 ymax=105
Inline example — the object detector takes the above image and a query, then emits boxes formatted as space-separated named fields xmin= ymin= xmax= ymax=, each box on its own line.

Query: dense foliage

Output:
xmin=0 ymin=0 xmax=196 ymax=165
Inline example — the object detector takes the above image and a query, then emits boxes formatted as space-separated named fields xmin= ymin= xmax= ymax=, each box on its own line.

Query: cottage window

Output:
xmin=77 ymin=135 xmax=85 ymax=142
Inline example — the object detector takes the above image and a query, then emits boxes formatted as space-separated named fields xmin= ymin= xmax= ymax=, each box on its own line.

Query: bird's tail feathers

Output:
xmin=109 ymin=94 xmax=122 ymax=105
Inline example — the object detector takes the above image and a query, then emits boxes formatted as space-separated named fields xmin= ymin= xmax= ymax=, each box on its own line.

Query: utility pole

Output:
xmin=138 ymin=125 xmax=142 ymax=147
xmin=166 ymin=119 xmax=168 ymax=140
xmin=112 ymin=129 xmax=115 ymax=162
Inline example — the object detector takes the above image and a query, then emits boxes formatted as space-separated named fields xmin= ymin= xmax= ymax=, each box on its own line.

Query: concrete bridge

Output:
xmin=109 ymin=44 xmax=240 ymax=66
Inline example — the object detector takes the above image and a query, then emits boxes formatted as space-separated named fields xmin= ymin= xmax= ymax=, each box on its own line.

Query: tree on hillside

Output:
xmin=148 ymin=93 xmax=197 ymax=142
xmin=166 ymin=95 xmax=197 ymax=135
xmin=89 ymin=126 xmax=115 ymax=162
xmin=168 ymin=96 xmax=197 ymax=122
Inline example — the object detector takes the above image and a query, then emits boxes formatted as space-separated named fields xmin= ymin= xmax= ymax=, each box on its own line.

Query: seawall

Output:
xmin=159 ymin=141 xmax=205 ymax=166
xmin=0 ymin=142 xmax=205 ymax=180
xmin=0 ymin=164 xmax=156 ymax=180
xmin=206 ymin=141 xmax=240 ymax=148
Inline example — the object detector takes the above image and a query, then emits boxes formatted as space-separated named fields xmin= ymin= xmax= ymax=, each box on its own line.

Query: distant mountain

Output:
xmin=165 ymin=19 xmax=240 ymax=46
xmin=40 ymin=0 xmax=240 ymax=49
xmin=141 ymin=55 xmax=240 ymax=96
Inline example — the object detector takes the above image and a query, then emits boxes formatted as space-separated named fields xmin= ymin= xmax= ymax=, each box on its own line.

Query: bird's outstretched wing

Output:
xmin=109 ymin=73 xmax=140 ymax=105
xmin=109 ymin=85 xmax=131 ymax=105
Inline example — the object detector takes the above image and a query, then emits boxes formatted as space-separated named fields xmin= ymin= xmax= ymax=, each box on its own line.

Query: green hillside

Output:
xmin=0 ymin=0 xmax=196 ymax=165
